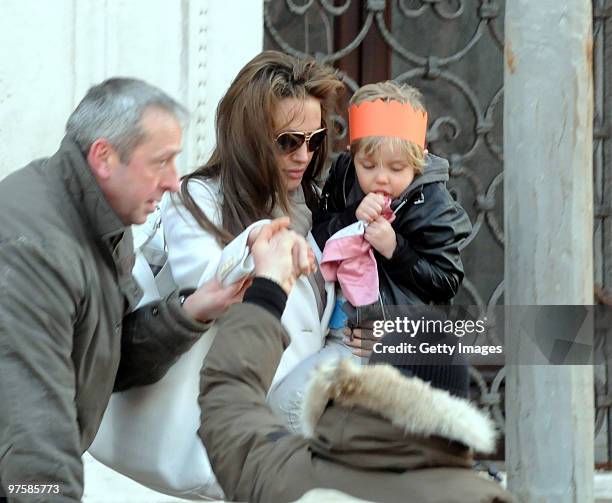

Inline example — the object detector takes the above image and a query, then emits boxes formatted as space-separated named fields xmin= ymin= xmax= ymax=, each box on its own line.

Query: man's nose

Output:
xmin=161 ymin=162 xmax=180 ymax=193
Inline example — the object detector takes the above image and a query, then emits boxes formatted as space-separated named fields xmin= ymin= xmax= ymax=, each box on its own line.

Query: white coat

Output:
xmin=163 ymin=178 xmax=335 ymax=387
xmin=88 ymin=178 xmax=334 ymax=499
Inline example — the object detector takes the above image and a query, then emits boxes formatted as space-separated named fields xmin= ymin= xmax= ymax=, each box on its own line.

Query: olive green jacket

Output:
xmin=200 ymin=301 xmax=515 ymax=503
xmin=0 ymin=138 xmax=209 ymax=502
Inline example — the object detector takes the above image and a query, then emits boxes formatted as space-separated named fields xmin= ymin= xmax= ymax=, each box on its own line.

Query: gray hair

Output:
xmin=65 ymin=77 xmax=189 ymax=161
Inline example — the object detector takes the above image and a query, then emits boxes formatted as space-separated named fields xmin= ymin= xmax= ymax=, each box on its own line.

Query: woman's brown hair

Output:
xmin=179 ymin=50 xmax=344 ymax=245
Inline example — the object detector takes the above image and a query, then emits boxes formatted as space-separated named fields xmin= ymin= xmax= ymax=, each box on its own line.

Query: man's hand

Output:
xmin=364 ymin=216 xmax=397 ymax=259
xmin=251 ymin=224 xmax=316 ymax=294
xmin=355 ymin=192 xmax=385 ymax=223
xmin=182 ymin=276 xmax=251 ymax=323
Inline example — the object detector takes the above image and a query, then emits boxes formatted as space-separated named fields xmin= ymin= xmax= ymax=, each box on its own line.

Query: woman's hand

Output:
xmin=251 ymin=224 xmax=316 ymax=294
xmin=355 ymin=192 xmax=385 ymax=223
xmin=247 ymin=217 xmax=290 ymax=248
xmin=343 ymin=324 xmax=376 ymax=358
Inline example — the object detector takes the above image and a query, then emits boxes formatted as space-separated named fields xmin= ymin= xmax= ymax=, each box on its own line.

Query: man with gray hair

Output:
xmin=0 ymin=78 xmax=250 ymax=502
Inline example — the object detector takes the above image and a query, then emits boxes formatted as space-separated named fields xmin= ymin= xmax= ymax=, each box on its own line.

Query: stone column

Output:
xmin=504 ymin=1 xmax=594 ymax=501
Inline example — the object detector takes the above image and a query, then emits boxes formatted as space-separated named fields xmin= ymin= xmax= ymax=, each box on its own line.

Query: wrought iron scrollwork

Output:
xmin=264 ymin=0 xmax=375 ymax=63
xmin=398 ymin=0 xmax=465 ymax=20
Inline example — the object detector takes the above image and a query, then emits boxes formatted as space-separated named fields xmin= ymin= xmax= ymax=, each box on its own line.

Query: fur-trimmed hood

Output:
xmin=300 ymin=359 xmax=497 ymax=471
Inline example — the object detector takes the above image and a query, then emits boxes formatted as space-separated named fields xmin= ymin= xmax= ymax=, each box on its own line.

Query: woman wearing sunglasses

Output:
xmin=162 ymin=51 xmax=344 ymax=488
xmin=167 ymin=47 xmax=344 ymax=464
xmin=169 ymin=51 xmax=344 ymax=388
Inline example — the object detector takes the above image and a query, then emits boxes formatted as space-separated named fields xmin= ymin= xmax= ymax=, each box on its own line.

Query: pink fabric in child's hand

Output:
xmin=320 ymin=221 xmax=379 ymax=306
xmin=381 ymin=196 xmax=395 ymax=222
xmin=320 ymin=196 xmax=396 ymax=307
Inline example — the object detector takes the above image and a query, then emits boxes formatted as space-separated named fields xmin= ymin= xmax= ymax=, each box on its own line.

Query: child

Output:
xmin=266 ymin=82 xmax=473 ymax=431
xmin=313 ymin=81 xmax=472 ymax=333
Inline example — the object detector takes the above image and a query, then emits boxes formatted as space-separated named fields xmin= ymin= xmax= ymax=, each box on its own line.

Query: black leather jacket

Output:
xmin=313 ymin=151 xmax=472 ymax=321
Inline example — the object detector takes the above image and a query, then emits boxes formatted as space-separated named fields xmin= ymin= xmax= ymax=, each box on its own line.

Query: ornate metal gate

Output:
xmin=264 ymin=0 xmax=611 ymax=463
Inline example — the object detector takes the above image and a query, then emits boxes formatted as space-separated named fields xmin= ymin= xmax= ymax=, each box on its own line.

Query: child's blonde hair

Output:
xmin=349 ymin=81 xmax=426 ymax=173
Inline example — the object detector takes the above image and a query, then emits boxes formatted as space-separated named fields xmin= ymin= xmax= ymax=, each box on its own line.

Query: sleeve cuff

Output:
xmin=165 ymin=288 xmax=212 ymax=333
xmin=243 ymin=277 xmax=288 ymax=320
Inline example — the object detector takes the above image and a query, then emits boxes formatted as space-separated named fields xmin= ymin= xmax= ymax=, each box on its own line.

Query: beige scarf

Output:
xmin=271 ymin=186 xmax=327 ymax=320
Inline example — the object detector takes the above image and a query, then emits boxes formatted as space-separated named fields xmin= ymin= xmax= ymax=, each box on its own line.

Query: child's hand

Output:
xmin=364 ymin=216 xmax=397 ymax=259
xmin=355 ymin=193 xmax=386 ymax=223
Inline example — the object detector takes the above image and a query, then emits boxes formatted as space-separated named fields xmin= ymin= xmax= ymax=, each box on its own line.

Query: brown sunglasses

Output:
xmin=274 ymin=127 xmax=327 ymax=155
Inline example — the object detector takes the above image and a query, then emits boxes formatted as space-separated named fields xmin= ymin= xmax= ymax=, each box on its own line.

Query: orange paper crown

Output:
xmin=348 ymin=99 xmax=428 ymax=147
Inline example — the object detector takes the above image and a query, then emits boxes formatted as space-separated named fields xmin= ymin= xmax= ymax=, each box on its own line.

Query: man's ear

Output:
xmin=87 ymin=139 xmax=115 ymax=180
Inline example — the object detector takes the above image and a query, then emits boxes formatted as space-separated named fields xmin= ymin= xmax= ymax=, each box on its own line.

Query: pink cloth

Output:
xmin=380 ymin=198 xmax=395 ymax=222
xmin=320 ymin=197 xmax=394 ymax=307
xmin=320 ymin=222 xmax=379 ymax=306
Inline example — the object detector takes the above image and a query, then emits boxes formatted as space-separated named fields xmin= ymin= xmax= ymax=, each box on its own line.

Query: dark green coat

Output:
xmin=200 ymin=302 xmax=515 ymax=503
xmin=0 ymin=138 xmax=209 ymax=502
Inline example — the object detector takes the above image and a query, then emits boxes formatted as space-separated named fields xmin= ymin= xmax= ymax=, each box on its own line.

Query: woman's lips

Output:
xmin=286 ymin=169 xmax=306 ymax=180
